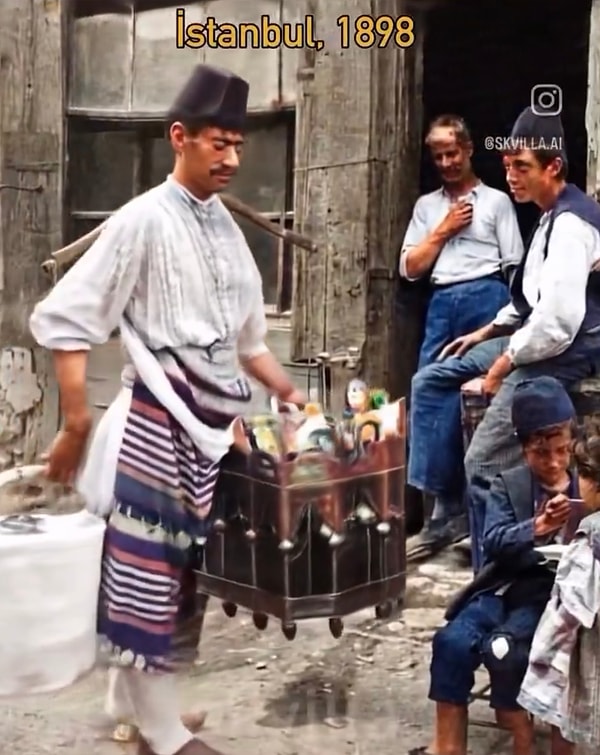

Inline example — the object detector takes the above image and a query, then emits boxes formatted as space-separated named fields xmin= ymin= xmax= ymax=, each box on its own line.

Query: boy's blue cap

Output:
xmin=512 ymin=376 xmax=575 ymax=437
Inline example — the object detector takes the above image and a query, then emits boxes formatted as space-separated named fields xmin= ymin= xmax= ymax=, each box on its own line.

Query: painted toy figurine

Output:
xmin=369 ymin=388 xmax=390 ymax=409
xmin=346 ymin=379 xmax=370 ymax=414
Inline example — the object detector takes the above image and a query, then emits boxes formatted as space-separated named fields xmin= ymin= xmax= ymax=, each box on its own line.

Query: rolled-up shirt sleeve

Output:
xmin=399 ymin=197 xmax=430 ymax=281
xmin=29 ymin=206 xmax=149 ymax=351
xmin=493 ymin=301 xmax=523 ymax=329
xmin=508 ymin=213 xmax=596 ymax=365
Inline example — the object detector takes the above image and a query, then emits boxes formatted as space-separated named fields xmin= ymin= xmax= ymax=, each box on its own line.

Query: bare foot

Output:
xmin=181 ymin=710 xmax=208 ymax=732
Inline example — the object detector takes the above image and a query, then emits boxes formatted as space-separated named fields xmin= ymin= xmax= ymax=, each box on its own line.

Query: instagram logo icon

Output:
xmin=531 ymin=84 xmax=562 ymax=116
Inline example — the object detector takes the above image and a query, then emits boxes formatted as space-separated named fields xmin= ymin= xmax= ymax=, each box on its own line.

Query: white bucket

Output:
xmin=0 ymin=465 xmax=105 ymax=696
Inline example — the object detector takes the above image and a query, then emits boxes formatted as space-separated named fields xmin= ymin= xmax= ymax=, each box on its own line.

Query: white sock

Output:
xmin=104 ymin=667 xmax=135 ymax=722
xmin=430 ymin=498 xmax=446 ymax=521
xmin=123 ymin=668 xmax=193 ymax=755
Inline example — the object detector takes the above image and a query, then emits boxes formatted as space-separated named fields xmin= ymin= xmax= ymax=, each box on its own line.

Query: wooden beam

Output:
xmin=71 ymin=0 xmax=186 ymax=19
xmin=291 ymin=0 xmax=424 ymax=401
xmin=0 ymin=0 xmax=66 ymax=464
xmin=43 ymin=192 xmax=317 ymax=274
xmin=586 ymin=0 xmax=600 ymax=197
xmin=366 ymin=0 xmax=424 ymax=399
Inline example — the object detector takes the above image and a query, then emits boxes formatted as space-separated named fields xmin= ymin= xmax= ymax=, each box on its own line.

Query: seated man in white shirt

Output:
xmin=401 ymin=115 xmax=524 ymax=543
xmin=407 ymin=105 xmax=600 ymax=570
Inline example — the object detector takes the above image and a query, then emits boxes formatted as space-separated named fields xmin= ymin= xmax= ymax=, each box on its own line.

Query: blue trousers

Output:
xmin=412 ymin=276 xmax=508 ymax=520
xmin=429 ymin=592 xmax=546 ymax=710
xmin=418 ymin=276 xmax=509 ymax=368
xmin=408 ymin=330 xmax=600 ymax=569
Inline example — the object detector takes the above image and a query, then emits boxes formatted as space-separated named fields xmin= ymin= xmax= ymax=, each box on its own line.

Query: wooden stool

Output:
xmin=460 ymin=378 xmax=489 ymax=451
xmin=568 ymin=376 xmax=600 ymax=429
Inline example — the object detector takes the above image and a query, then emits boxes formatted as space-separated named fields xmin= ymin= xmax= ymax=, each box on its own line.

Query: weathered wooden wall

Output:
xmin=587 ymin=0 xmax=600 ymax=196
xmin=0 ymin=0 xmax=64 ymax=463
xmin=292 ymin=0 xmax=424 ymax=402
xmin=69 ymin=0 xmax=301 ymax=117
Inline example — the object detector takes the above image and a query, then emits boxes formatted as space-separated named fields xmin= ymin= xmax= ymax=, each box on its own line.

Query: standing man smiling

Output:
xmin=30 ymin=63 xmax=304 ymax=755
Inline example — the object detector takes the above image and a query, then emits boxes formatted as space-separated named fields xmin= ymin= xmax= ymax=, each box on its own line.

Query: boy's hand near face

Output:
xmin=534 ymin=493 xmax=571 ymax=536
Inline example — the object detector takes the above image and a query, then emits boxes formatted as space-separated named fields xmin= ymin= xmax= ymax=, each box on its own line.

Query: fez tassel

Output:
xmin=41 ymin=193 xmax=317 ymax=274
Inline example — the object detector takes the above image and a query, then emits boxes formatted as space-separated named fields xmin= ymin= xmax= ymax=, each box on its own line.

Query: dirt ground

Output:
xmin=0 ymin=338 xmax=577 ymax=754
xmin=0 ymin=553 xmax=568 ymax=755
xmin=1 ymin=553 xmax=559 ymax=755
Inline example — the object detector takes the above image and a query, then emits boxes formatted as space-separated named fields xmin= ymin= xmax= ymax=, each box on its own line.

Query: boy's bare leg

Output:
xmin=495 ymin=710 xmax=535 ymax=755
xmin=428 ymin=702 xmax=469 ymax=755
xmin=550 ymin=726 xmax=575 ymax=755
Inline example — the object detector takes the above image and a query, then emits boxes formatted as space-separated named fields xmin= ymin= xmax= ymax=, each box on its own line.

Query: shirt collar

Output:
xmin=440 ymin=179 xmax=482 ymax=199
xmin=537 ymin=211 xmax=551 ymax=228
xmin=533 ymin=469 xmax=576 ymax=510
xmin=166 ymin=174 xmax=219 ymax=210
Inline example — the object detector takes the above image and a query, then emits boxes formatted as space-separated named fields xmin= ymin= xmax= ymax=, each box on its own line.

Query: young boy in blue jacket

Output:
xmin=412 ymin=375 xmax=582 ymax=755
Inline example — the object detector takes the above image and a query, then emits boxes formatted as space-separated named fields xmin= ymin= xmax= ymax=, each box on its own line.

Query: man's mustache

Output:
xmin=210 ymin=166 xmax=236 ymax=176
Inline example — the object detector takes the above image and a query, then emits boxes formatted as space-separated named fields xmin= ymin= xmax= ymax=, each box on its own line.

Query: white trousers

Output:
xmin=105 ymin=667 xmax=192 ymax=755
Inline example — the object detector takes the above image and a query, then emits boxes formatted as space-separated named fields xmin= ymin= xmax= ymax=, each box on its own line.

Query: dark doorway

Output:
xmin=399 ymin=0 xmax=592 ymax=534
xmin=421 ymin=0 xmax=592 ymax=238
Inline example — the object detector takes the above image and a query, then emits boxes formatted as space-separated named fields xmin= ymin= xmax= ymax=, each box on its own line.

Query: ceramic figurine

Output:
xmin=248 ymin=415 xmax=281 ymax=457
xmin=295 ymin=403 xmax=329 ymax=451
xmin=280 ymin=414 xmax=301 ymax=456
xmin=378 ymin=400 xmax=401 ymax=437
xmin=356 ymin=414 xmax=380 ymax=444
xmin=253 ymin=425 xmax=280 ymax=456
xmin=346 ymin=379 xmax=370 ymax=414
xmin=369 ymin=388 xmax=390 ymax=409
xmin=304 ymin=402 xmax=323 ymax=417
xmin=344 ymin=380 xmax=380 ymax=443
xmin=306 ymin=427 xmax=337 ymax=454
xmin=339 ymin=408 xmax=356 ymax=452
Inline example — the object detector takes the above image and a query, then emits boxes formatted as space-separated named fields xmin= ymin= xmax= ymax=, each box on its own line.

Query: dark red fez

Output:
xmin=167 ymin=64 xmax=249 ymax=131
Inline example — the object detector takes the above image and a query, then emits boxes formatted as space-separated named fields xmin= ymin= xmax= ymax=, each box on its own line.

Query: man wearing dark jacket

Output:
xmin=410 ymin=376 xmax=583 ymax=755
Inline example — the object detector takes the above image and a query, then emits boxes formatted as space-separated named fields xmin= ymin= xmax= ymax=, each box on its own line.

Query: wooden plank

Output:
xmin=292 ymin=0 xmax=372 ymax=361
xmin=365 ymin=0 xmax=424 ymax=393
xmin=0 ymin=0 xmax=65 ymax=462
xmin=291 ymin=0 xmax=424 ymax=402
xmin=586 ymin=0 xmax=600 ymax=197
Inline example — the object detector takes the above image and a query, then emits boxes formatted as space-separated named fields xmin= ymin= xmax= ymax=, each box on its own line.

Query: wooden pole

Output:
xmin=0 ymin=0 xmax=65 ymax=465
xmin=586 ymin=0 xmax=600 ymax=197
xmin=42 ymin=192 xmax=318 ymax=275
xmin=292 ymin=0 xmax=424 ymax=404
